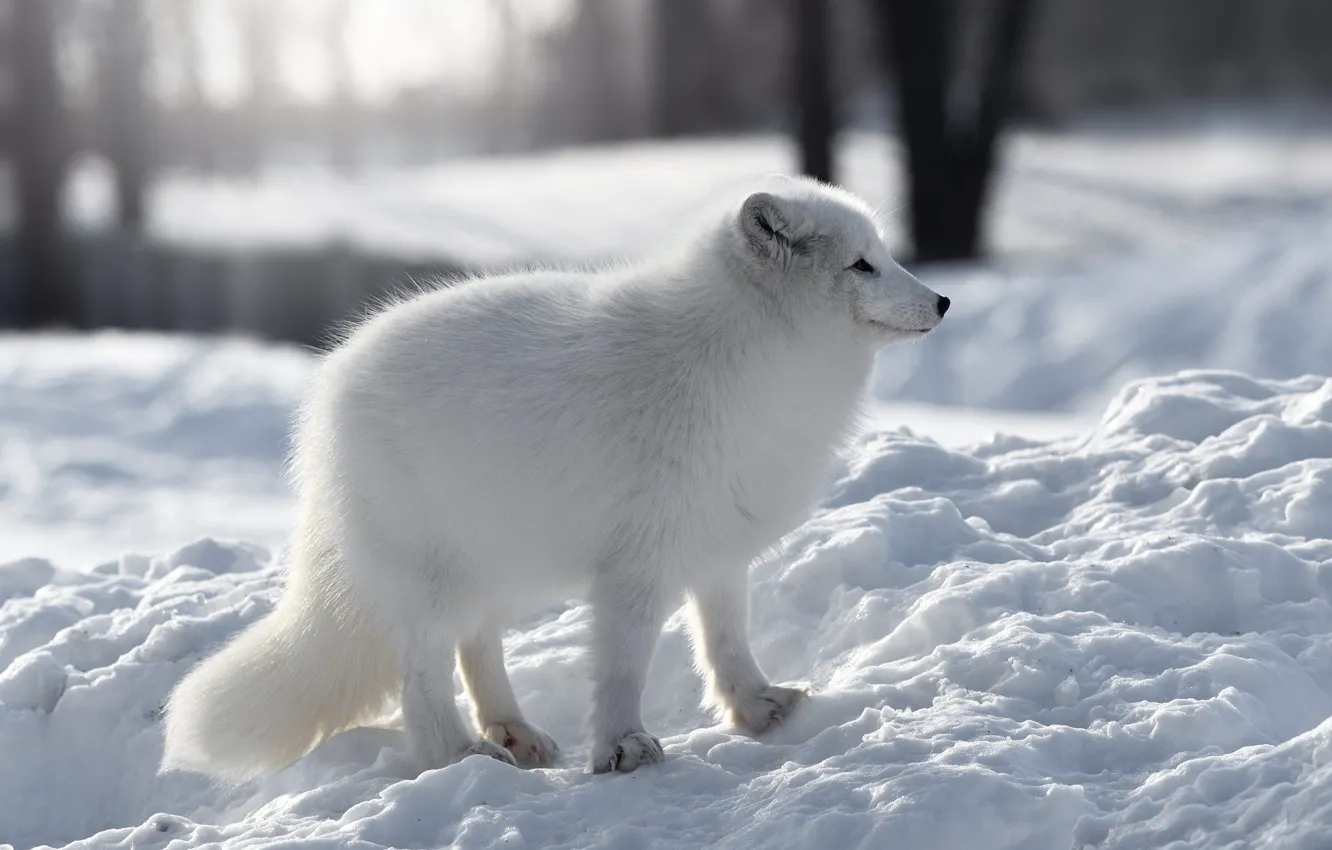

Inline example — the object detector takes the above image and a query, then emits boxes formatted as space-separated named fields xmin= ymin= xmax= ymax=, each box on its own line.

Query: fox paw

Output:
xmin=590 ymin=731 xmax=664 ymax=774
xmin=461 ymin=739 xmax=517 ymax=767
xmin=730 ymin=684 xmax=809 ymax=736
xmin=484 ymin=720 xmax=560 ymax=767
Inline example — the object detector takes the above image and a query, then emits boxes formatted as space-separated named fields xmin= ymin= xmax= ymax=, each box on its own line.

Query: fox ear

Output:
xmin=740 ymin=191 xmax=808 ymax=265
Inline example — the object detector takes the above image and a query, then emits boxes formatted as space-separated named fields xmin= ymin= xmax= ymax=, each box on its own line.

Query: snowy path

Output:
xmin=3 ymin=366 xmax=1331 ymax=849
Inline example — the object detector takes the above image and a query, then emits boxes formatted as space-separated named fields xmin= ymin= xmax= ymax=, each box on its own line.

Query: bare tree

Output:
xmin=12 ymin=0 xmax=72 ymax=326
xmin=796 ymin=0 xmax=833 ymax=182
xmin=489 ymin=0 xmax=523 ymax=152
xmin=322 ymin=0 xmax=355 ymax=171
xmin=874 ymin=0 xmax=1036 ymax=263
xmin=237 ymin=0 xmax=283 ymax=171
xmin=652 ymin=0 xmax=707 ymax=137
xmin=103 ymin=0 xmax=150 ymax=230
xmin=156 ymin=0 xmax=217 ymax=172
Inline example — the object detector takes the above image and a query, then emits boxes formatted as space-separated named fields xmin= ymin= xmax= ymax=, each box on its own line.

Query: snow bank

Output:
xmin=62 ymin=127 xmax=1332 ymax=415
xmin=0 ymin=331 xmax=1092 ymax=570
xmin=0 ymin=333 xmax=308 ymax=568
xmin=66 ymin=129 xmax=1332 ymax=267
xmin=889 ymin=209 xmax=1332 ymax=414
xmin=3 ymin=369 xmax=1331 ymax=849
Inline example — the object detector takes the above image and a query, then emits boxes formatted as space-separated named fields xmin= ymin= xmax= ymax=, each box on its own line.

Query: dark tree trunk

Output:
xmin=653 ymin=0 xmax=706 ymax=137
xmin=164 ymin=0 xmax=218 ymax=172
xmin=323 ymin=0 xmax=355 ymax=172
xmin=13 ymin=0 xmax=72 ymax=327
xmin=876 ymin=0 xmax=1036 ymax=264
xmin=239 ymin=0 xmax=282 ymax=172
xmin=105 ymin=0 xmax=151 ymax=231
xmin=796 ymin=0 xmax=834 ymax=182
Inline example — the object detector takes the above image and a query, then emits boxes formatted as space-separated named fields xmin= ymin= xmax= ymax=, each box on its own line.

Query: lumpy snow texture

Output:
xmin=3 ymin=369 xmax=1332 ymax=849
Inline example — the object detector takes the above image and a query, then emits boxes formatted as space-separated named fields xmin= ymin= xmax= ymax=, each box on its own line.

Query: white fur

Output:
xmin=160 ymin=176 xmax=947 ymax=779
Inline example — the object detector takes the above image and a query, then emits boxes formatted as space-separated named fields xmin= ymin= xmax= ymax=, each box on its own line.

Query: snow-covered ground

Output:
xmin=4 ymin=120 xmax=1332 ymax=848
xmin=0 ymin=332 xmax=1098 ymax=571
xmin=59 ymin=124 xmax=1332 ymax=417
xmin=64 ymin=127 xmax=1332 ymax=267
xmin=877 ymin=205 xmax=1332 ymax=414
xmin=0 ymin=334 xmax=306 ymax=569
xmin=3 ymin=358 xmax=1331 ymax=849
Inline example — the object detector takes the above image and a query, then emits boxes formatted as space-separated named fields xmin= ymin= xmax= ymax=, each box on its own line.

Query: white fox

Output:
xmin=161 ymin=176 xmax=949 ymax=779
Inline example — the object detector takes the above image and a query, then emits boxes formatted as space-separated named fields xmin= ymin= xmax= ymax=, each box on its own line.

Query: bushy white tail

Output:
xmin=161 ymin=546 xmax=399 ymax=782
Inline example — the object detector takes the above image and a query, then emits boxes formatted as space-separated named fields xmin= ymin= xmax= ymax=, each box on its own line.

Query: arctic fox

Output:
xmin=161 ymin=176 xmax=949 ymax=779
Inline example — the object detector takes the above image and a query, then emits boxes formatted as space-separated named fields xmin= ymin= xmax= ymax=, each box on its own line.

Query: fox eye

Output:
xmin=850 ymin=258 xmax=875 ymax=274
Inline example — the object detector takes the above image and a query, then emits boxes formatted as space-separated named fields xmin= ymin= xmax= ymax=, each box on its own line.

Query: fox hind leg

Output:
xmin=458 ymin=626 xmax=560 ymax=767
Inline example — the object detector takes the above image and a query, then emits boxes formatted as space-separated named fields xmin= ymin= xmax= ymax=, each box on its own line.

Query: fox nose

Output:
xmin=936 ymin=295 xmax=951 ymax=317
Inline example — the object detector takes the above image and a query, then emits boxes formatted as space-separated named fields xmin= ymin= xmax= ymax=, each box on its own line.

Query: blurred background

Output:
xmin=2 ymin=0 xmax=1332 ymax=572
xmin=7 ymin=7 xmax=1332 ymax=845
xmin=3 ymin=0 xmax=1332 ymax=347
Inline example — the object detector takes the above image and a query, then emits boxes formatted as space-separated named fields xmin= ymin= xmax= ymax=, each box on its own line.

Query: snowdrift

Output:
xmin=882 ymin=210 xmax=1332 ymax=414
xmin=0 ymin=333 xmax=308 ymax=567
xmin=3 ymin=369 xmax=1331 ymax=849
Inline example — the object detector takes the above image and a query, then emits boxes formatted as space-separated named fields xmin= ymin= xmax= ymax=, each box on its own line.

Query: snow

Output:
xmin=0 ymin=331 xmax=1098 ymax=571
xmin=60 ymin=125 xmax=1332 ymax=416
xmin=64 ymin=127 xmax=1332 ymax=267
xmin=5 ymin=121 xmax=1332 ymax=848
xmin=3 ymin=337 xmax=1332 ymax=848
xmin=0 ymin=334 xmax=305 ymax=569
xmin=879 ymin=209 xmax=1332 ymax=414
